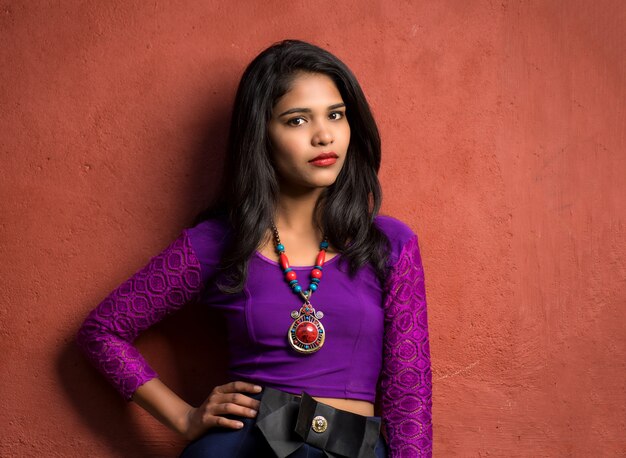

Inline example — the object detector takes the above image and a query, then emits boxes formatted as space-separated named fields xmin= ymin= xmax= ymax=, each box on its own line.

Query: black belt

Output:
xmin=255 ymin=387 xmax=381 ymax=458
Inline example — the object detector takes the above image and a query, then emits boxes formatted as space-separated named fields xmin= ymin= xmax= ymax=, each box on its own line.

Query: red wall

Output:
xmin=1 ymin=1 xmax=624 ymax=456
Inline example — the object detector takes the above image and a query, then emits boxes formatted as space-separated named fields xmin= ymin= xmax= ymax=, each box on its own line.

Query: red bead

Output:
xmin=295 ymin=322 xmax=318 ymax=344
xmin=311 ymin=269 xmax=322 ymax=279
xmin=316 ymin=251 xmax=326 ymax=267
xmin=279 ymin=253 xmax=290 ymax=270
xmin=285 ymin=270 xmax=297 ymax=281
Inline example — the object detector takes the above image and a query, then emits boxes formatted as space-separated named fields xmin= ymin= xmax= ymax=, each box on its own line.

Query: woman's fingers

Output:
xmin=205 ymin=413 xmax=245 ymax=430
xmin=188 ymin=381 xmax=263 ymax=434
xmin=205 ymin=393 xmax=259 ymax=416
xmin=214 ymin=381 xmax=263 ymax=395
xmin=210 ymin=401 xmax=258 ymax=418
xmin=210 ymin=382 xmax=262 ymax=411
xmin=196 ymin=402 xmax=256 ymax=432
xmin=214 ymin=392 xmax=260 ymax=411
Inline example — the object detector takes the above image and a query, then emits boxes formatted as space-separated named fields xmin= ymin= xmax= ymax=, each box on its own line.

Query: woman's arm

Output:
xmin=76 ymin=229 xmax=261 ymax=438
xmin=132 ymin=378 xmax=195 ymax=436
xmin=132 ymin=378 xmax=261 ymax=440
xmin=76 ymin=230 xmax=202 ymax=400
xmin=379 ymin=234 xmax=433 ymax=457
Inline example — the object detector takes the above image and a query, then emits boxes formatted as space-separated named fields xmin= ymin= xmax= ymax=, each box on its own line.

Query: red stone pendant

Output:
xmin=287 ymin=302 xmax=325 ymax=354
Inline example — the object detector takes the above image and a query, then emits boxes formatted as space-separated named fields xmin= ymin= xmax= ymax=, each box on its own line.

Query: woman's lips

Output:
xmin=309 ymin=152 xmax=338 ymax=166
xmin=310 ymin=157 xmax=337 ymax=166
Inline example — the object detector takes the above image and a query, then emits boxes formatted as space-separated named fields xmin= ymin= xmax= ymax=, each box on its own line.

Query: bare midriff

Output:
xmin=312 ymin=396 xmax=375 ymax=417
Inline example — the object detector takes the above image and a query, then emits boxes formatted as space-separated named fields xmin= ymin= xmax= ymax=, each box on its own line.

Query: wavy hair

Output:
xmin=195 ymin=39 xmax=391 ymax=293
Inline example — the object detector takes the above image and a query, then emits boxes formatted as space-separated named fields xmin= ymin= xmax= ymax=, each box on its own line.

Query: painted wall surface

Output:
xmin=1 ymin=1 xmax=624 ymax=456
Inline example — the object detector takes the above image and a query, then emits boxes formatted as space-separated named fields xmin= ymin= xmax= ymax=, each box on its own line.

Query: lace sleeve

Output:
xmin=379 ymin=234 xmax=433 ymax=457
xmin=76 ymin=230 xmax=203 ymax=401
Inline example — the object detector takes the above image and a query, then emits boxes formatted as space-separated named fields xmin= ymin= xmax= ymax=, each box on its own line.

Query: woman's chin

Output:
xmin=279 ymin=176 xmax=340 ymax=193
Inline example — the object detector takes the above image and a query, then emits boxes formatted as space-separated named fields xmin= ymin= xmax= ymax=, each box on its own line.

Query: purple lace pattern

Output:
xmin=76 ymin=231 xmax=202 ymax=400
xmin=380 ymin=235 xmax=433 ymax=457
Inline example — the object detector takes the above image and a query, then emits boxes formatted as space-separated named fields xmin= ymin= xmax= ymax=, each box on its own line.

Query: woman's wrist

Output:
xmin=172 ymin=405 xmax=189 ymax=436
xmin=132 ymin=378 xmax=195 ymax=437
xmin=175 ymin=405 xmax=198 ymax=439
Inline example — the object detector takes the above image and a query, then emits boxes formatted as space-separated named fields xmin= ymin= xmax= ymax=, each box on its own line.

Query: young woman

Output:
xmin=77 ymin=40 xmax=432 ymax=457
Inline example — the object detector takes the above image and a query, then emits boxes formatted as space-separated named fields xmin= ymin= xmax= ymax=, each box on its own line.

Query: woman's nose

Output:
xmin=311 ymin=123 xmax=333 ymax=146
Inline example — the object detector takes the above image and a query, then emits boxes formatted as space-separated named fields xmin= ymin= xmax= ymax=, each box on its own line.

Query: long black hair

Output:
xmin=195 ymin=39 xmax=391 ymax=294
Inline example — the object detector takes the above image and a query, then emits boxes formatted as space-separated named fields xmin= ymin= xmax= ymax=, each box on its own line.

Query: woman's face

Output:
xmin=267 ymin=72 xmax=351 ymax=194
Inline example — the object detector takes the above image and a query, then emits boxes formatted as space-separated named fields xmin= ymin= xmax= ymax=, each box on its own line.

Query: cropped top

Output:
xmin=76 ymin=215 xmax=433 ymax=457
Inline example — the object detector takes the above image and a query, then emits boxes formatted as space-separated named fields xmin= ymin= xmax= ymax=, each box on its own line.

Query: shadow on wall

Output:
xmin=58 ymin=302 xmax=229 ymax=456
xmin=57 ymin=90 xmax=234 ymax=456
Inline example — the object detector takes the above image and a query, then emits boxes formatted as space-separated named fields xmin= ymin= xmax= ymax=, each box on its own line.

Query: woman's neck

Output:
xmin=256 ymin=188 xmax=336 ymax=264
xmin=274 ymin=188 xmax=324 ymax=236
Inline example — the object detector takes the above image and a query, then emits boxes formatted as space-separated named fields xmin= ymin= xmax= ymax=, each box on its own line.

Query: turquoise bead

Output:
xmin=289 ymin=279 xmax=298 ymax=286
xmin=293 ymin=285 xmax=302 ymax=293
xmin=309 ymin=283 xmax=317 ymax=291
xmin=314 ymin=265 xmax=323 ymax=271
xmin=284 ymin=267 xmax=293 ymax=273
xmin=311 ymin=278 xmax=320 ymax=283
xmin=320 ymin=241 xmax=329 ymax=249
xmin=276 ymin=244 xmax=284 ymax=252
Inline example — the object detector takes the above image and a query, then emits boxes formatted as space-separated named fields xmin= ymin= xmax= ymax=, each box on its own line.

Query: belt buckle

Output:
xmin=311 ymin=415 xmax=328 ymax=433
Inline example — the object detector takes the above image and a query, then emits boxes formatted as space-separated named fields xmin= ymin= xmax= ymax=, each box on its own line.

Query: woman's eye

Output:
xmin=329 ymin=111 xmax=345 ymax=120
xmin=287 ymin=117 xmax=306 ymax=127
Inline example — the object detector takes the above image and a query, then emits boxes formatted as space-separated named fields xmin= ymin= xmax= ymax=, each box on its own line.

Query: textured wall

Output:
xmin=1 ymin=1 xmax=624 ymax=456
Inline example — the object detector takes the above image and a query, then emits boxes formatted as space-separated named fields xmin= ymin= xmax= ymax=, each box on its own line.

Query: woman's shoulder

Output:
xmin=374 ymin=214 xmax=417 ymax=243
xmin=373 ymin=214 xmax=420 ymax=266
xmin=183 ymin=217 xmax=232 ymax=268
xmin=185 ymin=216 xmax=231 ymax=241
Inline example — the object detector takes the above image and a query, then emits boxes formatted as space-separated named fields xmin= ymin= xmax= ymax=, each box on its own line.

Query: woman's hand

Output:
xmin=180 ymin=381 xmax=262 ymax=441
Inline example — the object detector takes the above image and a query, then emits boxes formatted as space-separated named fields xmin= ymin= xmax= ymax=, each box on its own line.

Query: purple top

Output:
xmin=76 ymin=215 xmax=432 ymax=457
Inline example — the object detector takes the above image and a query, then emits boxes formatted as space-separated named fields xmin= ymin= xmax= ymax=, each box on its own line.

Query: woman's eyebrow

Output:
xmin=278 ymin=103 xmax=346 ymax=118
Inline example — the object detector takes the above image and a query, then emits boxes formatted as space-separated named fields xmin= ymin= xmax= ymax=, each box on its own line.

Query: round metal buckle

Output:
xmin=311 ymin=415 xmax=328 ymax=433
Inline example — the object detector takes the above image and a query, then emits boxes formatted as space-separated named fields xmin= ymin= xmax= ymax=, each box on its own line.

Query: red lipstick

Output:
xmin=309 ymin=152 xmax=338 ymax=167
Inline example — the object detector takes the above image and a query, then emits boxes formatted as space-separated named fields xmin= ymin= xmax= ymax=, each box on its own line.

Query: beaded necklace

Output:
xmin=271 ymin=223 xmax=328 ymax=354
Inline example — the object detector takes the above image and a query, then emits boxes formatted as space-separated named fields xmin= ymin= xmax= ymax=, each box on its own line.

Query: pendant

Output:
xmin=287 ymin=301 xmax=325 ymax=354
